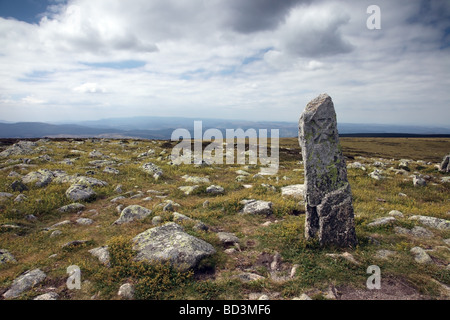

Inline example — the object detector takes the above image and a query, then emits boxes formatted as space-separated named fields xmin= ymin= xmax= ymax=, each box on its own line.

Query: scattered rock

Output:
xmin=13 ymin=194 xmax=27 ymax=203
xmin=367 ymin=217 xmax=396 ymax=227
xmin=0 ymin=141 xmax=37 ymax=157
xmin=152 ymin=216 xmax=163 ymax=225
xmin=65 ymin=184 xmax=96 ymax=202
xmin=217 ymin=232 xmax=239 ymax=245
xmin=57 ymin=203 xmax=85 ymax=213
xmin=236 ymin=272 xmax=265 ymax=282
xmin=410 ymin=247 xmax=433 ymax=264
xmin=22 ymin=169 xmax=55 ymax=187
xmin=178 ymin=185 xmax=199 ymax=195
xmin=114 ymin=205 xmax=152 ymax=225
xmin=118 ymin=283 xmax=135 ymax=300
xmin=375 ymin=249 xmax=396 ymax=260
xmin=34 ymin=292 xmax=59 ymax=300
xmin=3 ymin=269 xmax=46 ymax=299
xmin=280 ymin=184 xmax=305 ymax=198
xmin=0 ymin=249 xmax=17 ymax=264
xmin=206 ymin=185 xmax=225 ymax=195
xmin=293 ymin=294 xmax=312 ymax=300
xmin=103 ymin=167 xmax=119 ymax=175
xmin=88 ymin=246 xmax=110 ymax=267
xmin=368 ymin=169 xmax=384 ymax=180
xmin=132 ymin=222 xmax=216 ymax=271
xmin=62 ymin=240 xmax=89 ymax=249
xmin=181 ymin=175 xmax=210 ymax=184
xmin=241 ymin=200 xmax=273 ymax=215
xmin=76 ymin=218 xmax=94 ymax=225
xmin=413 ymin=175 xmax=427 ymax=187
xmin=409 ymin=215 xmax=450 ymax=230
xmin=389 ymin=210 xmax=404 ymax=217
xmin=326 ymin=252 xmax=360 ymax=265
xmin=142 ymin=162 xmax=163 ymax=180
xmin=89 ymin=150 xmax=105 ymax=158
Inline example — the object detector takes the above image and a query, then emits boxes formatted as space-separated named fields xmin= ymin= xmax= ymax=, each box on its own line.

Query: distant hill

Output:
xmin=0 ymin=117 xmax=449 ymax=139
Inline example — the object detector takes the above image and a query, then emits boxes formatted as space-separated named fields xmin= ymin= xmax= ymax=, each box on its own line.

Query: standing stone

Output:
xmin=439 ymin=154 xmax=450 ymax=173
xmin=298 ymin=94 xmax=357 ymax=247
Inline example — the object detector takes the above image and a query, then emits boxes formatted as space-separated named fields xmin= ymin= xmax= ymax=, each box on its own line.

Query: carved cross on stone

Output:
xmin=298 ymin=94 xmax=357 ymax=247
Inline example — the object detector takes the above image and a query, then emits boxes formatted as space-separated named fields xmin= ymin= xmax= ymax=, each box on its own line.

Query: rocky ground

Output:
xmin=0 ymin=137 xmax=449 ymax=300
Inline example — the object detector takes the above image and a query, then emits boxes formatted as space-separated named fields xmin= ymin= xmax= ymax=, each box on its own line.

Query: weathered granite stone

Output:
xmin=34 ymin=292 xmax=59 ymax=300
xmin=114 ymin=205 xmax=152 ymax=225
xmin=3 ymin=269 xmax=46 ymax=299
xmin=142 ymin=162 xmax=163 ymax=180
xmin=280 ymin=184 xmax=305 ymax=198
xmin=298 ymin=94 xmax=357 ymax=247
xmin=0 ymin=249 xmax=17 ymax=264
xmin=88 ymin=246 xmax=110 ymax=266
xmin=65 ymin=184 xmax=96 ymax=202
xmin=118 ymin=283 xmax=135 ymax=300
xmin=132 ymin=222 xmax=216 ymax=271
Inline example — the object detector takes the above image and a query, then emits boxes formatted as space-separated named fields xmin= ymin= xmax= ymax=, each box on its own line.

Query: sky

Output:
xmin=0 ymin=0 xmax=449 ymax=126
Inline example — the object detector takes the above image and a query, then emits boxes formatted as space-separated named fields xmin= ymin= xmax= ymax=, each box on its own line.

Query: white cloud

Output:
xmin=0 ymin=0 xmax=449 ymax=126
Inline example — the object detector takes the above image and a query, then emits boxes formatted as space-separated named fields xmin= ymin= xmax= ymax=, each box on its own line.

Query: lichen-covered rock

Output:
xmin=409 ymin=215 xmax=450 ymax=230
xmin=0 ymin=141 xmax=37 ymax=157
xmin=22 ymin=169 xmax=55 ymax=187
xmin=3 ymin=269 xmax=46 ymax=299
xmin=206 ymin=185 xmax=224 ymax=195
xmin=0 ymin=249 xmax=17 ymax=264
xmin=103 ymin=167 xmax=119 ymax=175
xmin=132 ymin=222 xmax=216 ymax=271
xmin=142 ymin=162 xmax=163 ymax=180
xmin=280 ymin=184 xmax=305 ymax=198
xmin=88 ymin=246 xmax=110 ymax=266
xmin=181 ymin=175 xmax=210 ymax=184
xmin=241 ymin=200 xmax=273 ymax=215
xmin=10 ymin=180 xmax=28 ymax=192
xmin=114 ymin=205 xmax=152 ymax=225
xmin=34 ymin=292 xmax=59 ymax=300
xmin=217 ymin=232 xmax=239 ymax=245
xmin=410 ymin=247 xmax=433 ymax=264
xmin=65 ymin=184 xmax=96 ymax=202
xmin=367 ymin=216 xmax=396 ymax=227
xmin=298 ymin=94 xmax=357 ymax=247
xmin=57 ymin=203 xmax=85 ymax=213
xmin=76 ymin=218 xmax=93 ymax=225
xmin=413 ymin=175 xmax=427 ymax=187
xmin=178 ymin=185 xmax=199 ymax=195
xmin=118 ymin=283 xmax=135 ymax=300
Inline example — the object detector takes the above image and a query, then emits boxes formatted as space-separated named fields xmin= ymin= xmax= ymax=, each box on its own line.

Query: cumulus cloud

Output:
xmin=0 ymin=0 xmax=449 ymax=126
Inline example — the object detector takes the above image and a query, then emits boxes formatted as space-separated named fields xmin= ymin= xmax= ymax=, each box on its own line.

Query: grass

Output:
xmin=0 ymin=137 xmax=449 ymax=300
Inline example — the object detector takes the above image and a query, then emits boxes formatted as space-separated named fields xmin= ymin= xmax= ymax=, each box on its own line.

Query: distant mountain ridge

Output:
xmin=0 ymin=116 xmax=449 ymax=139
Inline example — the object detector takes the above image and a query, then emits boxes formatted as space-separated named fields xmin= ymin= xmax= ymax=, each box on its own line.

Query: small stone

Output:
xmin=62 ymin=240 xmax=89 ymax=249
xmin=178 ymin=185 xmax=199 ymax=195
xmin=57 ymin=203 xmax=85 ymax=213
xmin=110 ymin=196 xmax=126 ymax=203
xmin=409 ymin=215 xmax=450 ymax=230
xmin=50 ymin=230 xmax=62 ymax=238
xmin=76 ymin=218 xmax=93 ymax=226
xmin=413 ymin=175 xmax=427 ymax=187
xmin=88 ymin=246 xmax=110 ymax=267
xmin=389 ymin=210 xmax=404 ymax=217
xmin=173 ymin=212 xmax=192 ymax=223
xmin=293 ymin=294 xmax=312 ymax=300
xmin=118 ymin=283 xmax=135 ymax=300
xmin=224 ymin=248 xmax=236 ymax=254
xmin=202 ymin=200 xmax=210 ymax=208
xmin=0 ymin=249 xmax=17 ymax=264
xmin=34 ymin=292 xmax=59 ymax=300
xmin=241 ymin=200 xmax=273 ymax=215
xmin=114 ymin=205 xmax=152 ymax=225
xmin=280 ymin=184 xmax=305 ymax=198
xmin=206 ymin=185 xmax=225 ymax=195
xmin=375 ymin=249 xmax=396 ymax=260
xmin=258 ymin=294 xmax=270 ymax=300
xmin=410 ymin=247 xmax=433 ymax=264
xmin=367 ymin=217 xmax=396 ymax=227
xmin=152 ymin=216 xmax=163 ymax=225
xmin=236 ymin=272 xmax=265 ymax=282
xmin=114 ymin=184 xmax=123 ymax=193
xmin=217 ymin=232 xmax=239 ymax=245
xmin=13 ymin=194 xmax=27 ymax=202
xmin=65 ymin=184 xmax=96 ymax=202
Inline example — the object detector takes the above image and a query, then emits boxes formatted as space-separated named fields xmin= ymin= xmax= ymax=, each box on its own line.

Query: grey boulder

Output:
xmin=65 ymin=184 xmax=96 ymax=202
xmin=132 ymin=222 xmax=216 ymax=271
xmin=3 ymin=269 xmax=46 ymax=299
xmin=241 ymin=200 xmax=273 ymax=215
xmin=114 ymin=205 xmax=152 ymax=225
